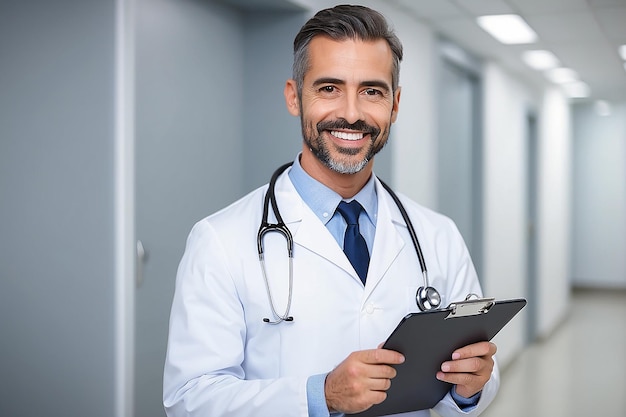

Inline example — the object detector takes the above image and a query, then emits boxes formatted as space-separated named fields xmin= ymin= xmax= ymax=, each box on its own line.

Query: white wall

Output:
xmin=481 ymin=67 xmax=572 ymax=357
xmin=535 ymin=89 xmax=572 ymax=338
xmin=572 ymin=102 xmax=626 ymax=289
xmin=481 ymin=63 xmax=535 ymax=365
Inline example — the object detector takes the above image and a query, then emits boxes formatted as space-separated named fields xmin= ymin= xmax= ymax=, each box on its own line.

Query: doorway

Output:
xmin=525 ymin=111 xmax=539 ymax=343
xmin=134 ymin=1 xmax=246 ymax=416
xmin=436 ymin=40 xmax=484 ymax=279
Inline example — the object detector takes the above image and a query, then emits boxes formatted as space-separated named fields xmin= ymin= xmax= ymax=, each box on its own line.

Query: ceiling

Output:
xmin=388 ymin=0 xmax=626 ymax=102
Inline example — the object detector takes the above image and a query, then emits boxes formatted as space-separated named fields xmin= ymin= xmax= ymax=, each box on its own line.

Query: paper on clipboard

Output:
xmin=349 ymin=297 xmax=527 ymax=417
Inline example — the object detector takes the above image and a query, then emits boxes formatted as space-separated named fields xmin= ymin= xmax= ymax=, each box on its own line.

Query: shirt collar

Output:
xmin=288 ymin=154 xmax=378 ymax=226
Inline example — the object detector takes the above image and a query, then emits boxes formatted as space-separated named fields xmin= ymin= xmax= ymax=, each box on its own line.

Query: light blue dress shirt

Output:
xmin=288 ymin=155 xmax=378 ymax=251
xmin=287 ymin=156 xmax=480 ymax=416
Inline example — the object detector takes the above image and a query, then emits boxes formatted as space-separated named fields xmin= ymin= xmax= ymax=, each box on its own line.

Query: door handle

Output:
xmin=136 ymin=240 xmax=148 ymax=288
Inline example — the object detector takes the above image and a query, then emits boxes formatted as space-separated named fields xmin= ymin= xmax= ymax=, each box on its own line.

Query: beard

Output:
xmin=300 ymin=116 xmax=390 ymax=174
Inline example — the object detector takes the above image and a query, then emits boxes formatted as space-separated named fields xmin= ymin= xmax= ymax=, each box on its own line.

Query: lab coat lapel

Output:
xmin=288 ymin=177 xmax=408 ymax=289
xmin=274 ymin=171 xmax=357 ymax=280
xmin=294 ymin=208 xmax=357 ymax=277
xmin=363 ymin=180 xmax=406 ymax=294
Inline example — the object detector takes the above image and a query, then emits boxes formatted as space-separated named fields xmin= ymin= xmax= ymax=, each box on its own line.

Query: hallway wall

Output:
xmin=481 ymin=63 xmax=535 ymax=364
xmin=536 ymin=88 xmax=572 ymax=338
xmin=571 ymin=101 xmax=626 ymax=289
xmin=241 ymin=10 xmax=307 ymax=191
xmin=0 ymin=1 xmax=118 ymax=416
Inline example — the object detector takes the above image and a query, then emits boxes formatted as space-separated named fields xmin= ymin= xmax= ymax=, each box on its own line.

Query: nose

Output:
xmin=338 ymin=92 xmax=364 ymax=125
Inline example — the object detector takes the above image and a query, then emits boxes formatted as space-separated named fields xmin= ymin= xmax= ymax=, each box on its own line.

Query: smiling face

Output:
xmin=284 ymin=36 xmax=401 ymax=194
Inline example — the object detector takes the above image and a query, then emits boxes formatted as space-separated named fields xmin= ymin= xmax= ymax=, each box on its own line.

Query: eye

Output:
xmin=319 ymin=85 xmax=336 ymax=93
xmin=364 ymin=88 xmax=382 ymax=96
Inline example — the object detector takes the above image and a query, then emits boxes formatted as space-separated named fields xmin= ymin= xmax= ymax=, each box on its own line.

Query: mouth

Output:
xmin=329 ymin=130 xmax=367 ymax=141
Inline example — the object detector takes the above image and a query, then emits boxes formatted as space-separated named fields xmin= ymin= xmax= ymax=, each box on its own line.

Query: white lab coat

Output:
xmin=163 ymin=168 xmax=499 ymax=417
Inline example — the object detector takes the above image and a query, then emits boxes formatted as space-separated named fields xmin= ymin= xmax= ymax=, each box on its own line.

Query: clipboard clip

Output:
xmin=445 ymin=294 xmax=496 ymax=319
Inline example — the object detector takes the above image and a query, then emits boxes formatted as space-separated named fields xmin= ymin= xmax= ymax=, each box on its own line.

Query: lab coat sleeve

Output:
xmin=163 ymin=220 xmax=311 ymax=417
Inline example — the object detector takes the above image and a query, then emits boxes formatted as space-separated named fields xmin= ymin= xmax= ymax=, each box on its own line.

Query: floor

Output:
xmin=475 ymin=289 xmax=626 ymax=417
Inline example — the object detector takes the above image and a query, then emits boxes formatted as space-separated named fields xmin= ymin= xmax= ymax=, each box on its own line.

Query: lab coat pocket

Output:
xmin=243 ymin=313 xmax=283 ymax=379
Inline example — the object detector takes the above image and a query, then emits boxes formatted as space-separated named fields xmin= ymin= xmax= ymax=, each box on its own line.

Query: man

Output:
xmin=164 ymin=5 xmax=498 ymax=417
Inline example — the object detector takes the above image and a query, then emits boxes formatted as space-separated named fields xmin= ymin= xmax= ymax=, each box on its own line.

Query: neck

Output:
xmin=299 ymin=148 xmax=373 ymax=199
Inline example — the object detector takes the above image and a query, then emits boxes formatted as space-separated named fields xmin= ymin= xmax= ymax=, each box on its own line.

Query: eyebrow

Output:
xmin=312 ymin=77 xmax=391 ymax=93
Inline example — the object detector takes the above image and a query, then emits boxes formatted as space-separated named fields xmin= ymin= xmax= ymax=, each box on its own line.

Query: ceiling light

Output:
xmin=522 ymin=50 xmax=560 ymax=70
xmin=561 ymin=82 xmax=590 ymax=99
xmin=545 ymin=67 xmax=579 ymax=84
xmin=477 ymin=14 xmax=538 ymax=44
xmin=619 ymin=45 xmax=626 ymax=61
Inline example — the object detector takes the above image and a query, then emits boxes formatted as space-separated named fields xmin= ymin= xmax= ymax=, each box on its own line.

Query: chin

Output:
xmin=325 ymin=157 xmax=369 ymax=175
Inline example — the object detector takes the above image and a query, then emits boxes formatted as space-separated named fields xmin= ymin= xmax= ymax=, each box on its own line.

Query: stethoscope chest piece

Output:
xmin=416 ymin=285 xmax=441 ymax=311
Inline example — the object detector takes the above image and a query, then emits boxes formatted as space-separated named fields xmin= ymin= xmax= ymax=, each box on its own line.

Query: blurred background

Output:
xmin=1 ymin=0 xmax=624 ymax=416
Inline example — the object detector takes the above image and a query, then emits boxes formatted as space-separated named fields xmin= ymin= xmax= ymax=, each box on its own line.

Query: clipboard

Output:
xmin=350 ymin=296 xmax=526 ymax=417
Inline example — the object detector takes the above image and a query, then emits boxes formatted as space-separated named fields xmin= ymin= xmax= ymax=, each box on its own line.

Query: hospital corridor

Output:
xmin=476 ymin=289 xmax=626 ymax=417
xmin=2 ymin=0 xmax=626 ymax=416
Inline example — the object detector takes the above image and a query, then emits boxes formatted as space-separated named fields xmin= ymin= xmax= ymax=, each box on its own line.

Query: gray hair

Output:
xmin=292 ymin=4 xmax=403 ymax=97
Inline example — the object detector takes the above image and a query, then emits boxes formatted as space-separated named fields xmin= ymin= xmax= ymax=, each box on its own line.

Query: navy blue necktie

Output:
xmin=336 ymin=201 xmax=370 ymax=284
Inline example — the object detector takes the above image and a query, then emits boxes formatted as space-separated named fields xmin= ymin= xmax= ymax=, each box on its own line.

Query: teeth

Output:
xmin=331 ymin=131 xmax=364 ymax=140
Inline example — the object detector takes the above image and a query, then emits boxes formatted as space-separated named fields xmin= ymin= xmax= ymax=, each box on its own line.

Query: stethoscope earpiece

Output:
xmin=263 ymin=316 xmax=294 ymax=324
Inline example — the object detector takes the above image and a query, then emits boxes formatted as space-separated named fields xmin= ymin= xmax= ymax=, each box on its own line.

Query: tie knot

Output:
xmin=337 ymin=200 xmax=363 ymax=225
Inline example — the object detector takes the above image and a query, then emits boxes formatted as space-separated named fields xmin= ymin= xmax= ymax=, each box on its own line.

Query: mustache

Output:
xmin=316 ymin=119 xmax=380 ymax=136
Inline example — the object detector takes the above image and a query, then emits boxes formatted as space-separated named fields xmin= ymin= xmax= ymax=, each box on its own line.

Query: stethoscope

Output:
xmin=257 ymin=162 xmax=442 ymax=324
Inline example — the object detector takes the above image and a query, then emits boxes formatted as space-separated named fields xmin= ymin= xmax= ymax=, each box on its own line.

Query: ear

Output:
xmin=284 ymin=79 xmax=300 ymax=117
xmin=391 ymin=86 xmax=401 ymax=123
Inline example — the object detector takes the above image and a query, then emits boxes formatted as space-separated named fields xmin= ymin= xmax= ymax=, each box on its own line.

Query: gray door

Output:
xmin=134 ymin=1 xmax=245 ymax=416
xmin=436 ymin=54 xmax=483 ymax=276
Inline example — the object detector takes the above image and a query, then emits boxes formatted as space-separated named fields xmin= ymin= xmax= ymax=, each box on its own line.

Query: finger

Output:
xmin=452 ymin=341 xmax=496 ymax=360
xmin=368 ymin=364 xmax=398 ymax=380
xmin=361 ymin=348 xmax=405 ymax=365
xmin=441 ymin=357 xmax=485 ymax=374
xmin=436 ymin=370 xmax=480 ymax=386
xmin=436 ymin=371 xmax=485 ymax=398
xmin=368 ymin=376 xmax=393 ymax=392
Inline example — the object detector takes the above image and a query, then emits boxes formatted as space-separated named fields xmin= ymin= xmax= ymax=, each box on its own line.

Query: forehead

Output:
xmin=305 ymin=36 xmax=394 ymax=86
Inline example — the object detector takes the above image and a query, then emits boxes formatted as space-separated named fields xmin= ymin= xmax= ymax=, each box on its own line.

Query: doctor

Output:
xmin=164 ymin=4 xmax=498 ymax=417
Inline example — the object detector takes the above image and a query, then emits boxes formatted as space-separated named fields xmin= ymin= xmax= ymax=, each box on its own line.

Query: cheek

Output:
xmin=301 ymin=112 xmax=328 ymax=136
xmin=302 ymin=94 xmax=345 ymax=121
xmin=362 ymin=101 xmax=394 ymax=125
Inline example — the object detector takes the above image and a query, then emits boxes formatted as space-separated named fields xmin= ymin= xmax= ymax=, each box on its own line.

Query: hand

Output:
xmin=325 ymin=348 xmax=405 ymax=414
xmin=436 ymin=341 xmax=497 ymax=398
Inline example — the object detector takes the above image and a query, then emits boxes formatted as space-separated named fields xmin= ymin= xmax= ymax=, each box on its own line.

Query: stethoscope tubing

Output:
xmin=258 ymin=162 xmax=295 ymax=324
xmin=377 ymin=178 xmax=430 ymax=290
xmin=257 ymin=162 xmax=440 ymax=323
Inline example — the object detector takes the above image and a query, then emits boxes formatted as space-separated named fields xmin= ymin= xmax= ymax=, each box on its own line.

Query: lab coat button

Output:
xmin=365 ymin=303 xmax=375 ymax=314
